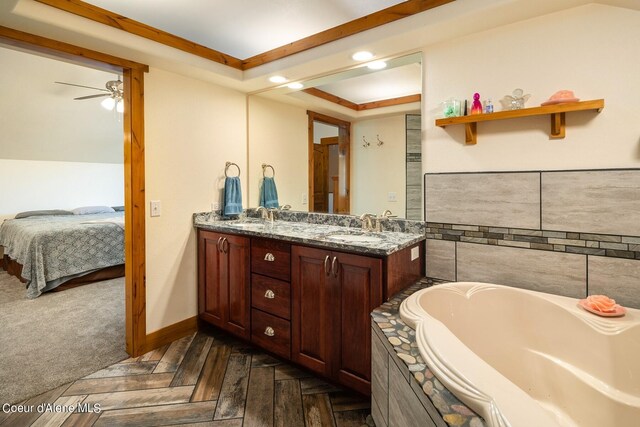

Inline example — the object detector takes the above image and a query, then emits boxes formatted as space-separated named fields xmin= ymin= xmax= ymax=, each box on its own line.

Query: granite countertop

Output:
xmin=193 ymin=211 xmax=426 ymax=256
xmin=372 ymin=278 xmax=486 ymax=427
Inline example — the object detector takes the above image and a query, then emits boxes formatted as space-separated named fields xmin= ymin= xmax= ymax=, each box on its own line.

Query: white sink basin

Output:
xmin=325 ymin=234 xmax=383 ymax=243
xmin=228 ymin=222 xmax=265 ymax=229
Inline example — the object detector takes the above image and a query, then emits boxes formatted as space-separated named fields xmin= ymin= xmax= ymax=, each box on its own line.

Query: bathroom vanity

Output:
xmin=194 ymin=211 xmax=425 ymax=395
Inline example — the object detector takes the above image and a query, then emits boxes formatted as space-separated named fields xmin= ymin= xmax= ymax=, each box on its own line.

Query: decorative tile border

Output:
xmin=426 ymin=222 xmax=640 ymax=260
xmin=372 ymin=278 xmax=486 ymax=427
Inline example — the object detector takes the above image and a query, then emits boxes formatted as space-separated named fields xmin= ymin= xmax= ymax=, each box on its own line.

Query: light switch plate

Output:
xmin=302 ymin=193 xmax=308 ymax=205
xmin=150 ymin=200 xmax=161 ymax=217
xmin=388 ymin=192 xmax=397 ymax=202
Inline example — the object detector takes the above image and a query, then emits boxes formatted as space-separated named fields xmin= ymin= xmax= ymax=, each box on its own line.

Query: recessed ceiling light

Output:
xmin=367 ymin=60 xmax=387 ymax=70
xmin=352 ymin=51 xmax=373 ymax=61
xmin=287 ymin=82 xmax=304 ymax=89
xmin=269 ymin=76 xmax=287 ymax=84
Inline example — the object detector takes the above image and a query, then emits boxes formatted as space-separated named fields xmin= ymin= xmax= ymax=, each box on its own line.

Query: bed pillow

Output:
xmin=72 ymin=206 xmax=116 ymax=215
xmin=112 ymin=205 xmax=125 ymax=212
xmin=15 ymin=209 xmax=73 ymax=219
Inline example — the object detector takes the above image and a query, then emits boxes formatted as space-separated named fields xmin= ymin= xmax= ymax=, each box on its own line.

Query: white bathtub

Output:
xmin=400 ymin=282 xmax=640 ymax=427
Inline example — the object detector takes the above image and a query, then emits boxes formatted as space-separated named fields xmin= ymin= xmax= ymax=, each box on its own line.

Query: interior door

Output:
xmin=313 ymin=144 xmax=329 ymax=212
xmin=337 ymin=124 xmax=350 ymax=214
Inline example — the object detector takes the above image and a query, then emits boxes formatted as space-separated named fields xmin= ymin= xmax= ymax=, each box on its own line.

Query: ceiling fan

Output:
xmin=54 ymin=77 xmax=124 ymax=112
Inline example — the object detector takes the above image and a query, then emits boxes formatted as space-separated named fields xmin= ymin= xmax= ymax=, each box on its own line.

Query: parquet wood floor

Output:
xmin=0 ymin=329 xmax=371 ymax=427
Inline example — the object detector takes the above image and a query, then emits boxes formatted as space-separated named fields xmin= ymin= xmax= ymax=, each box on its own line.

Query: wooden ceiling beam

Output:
xmin=242 ymin=0 xmax=454 ymax=70
xmin=34 ymin=0 xmax=244 ymax=69
xmin=304 ymin=87 xmax=421 ymax=111
xmin=33 ymin=0 xmax=453 ymax=70
xmin=303 ymin=87 xmax=360 ymax=111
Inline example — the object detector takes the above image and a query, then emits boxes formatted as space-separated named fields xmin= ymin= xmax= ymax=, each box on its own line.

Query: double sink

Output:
xmin=225 ymin=219 xmax=386 ymax=243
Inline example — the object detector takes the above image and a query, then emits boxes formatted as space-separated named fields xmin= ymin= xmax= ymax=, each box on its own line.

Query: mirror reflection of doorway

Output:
xmin=307 ymin=111 xmax=350 ymax=214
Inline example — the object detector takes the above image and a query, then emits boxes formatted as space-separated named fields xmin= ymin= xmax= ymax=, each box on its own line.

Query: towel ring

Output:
xmin=225 ymin=161 xmax=241 ymax=178
xmin=262 ymin=163 xmax=275 ymax=178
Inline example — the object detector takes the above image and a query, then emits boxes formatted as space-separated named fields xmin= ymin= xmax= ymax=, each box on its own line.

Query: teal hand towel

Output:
xmin=259 ymin=177 xmax=279 ymax=208
xmin=222 ymin=176 xmax=243 ymax=216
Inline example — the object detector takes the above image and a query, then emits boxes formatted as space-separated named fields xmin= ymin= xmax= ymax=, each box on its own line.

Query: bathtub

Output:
xmin=400 ymin=282 xmax=640 ymax=427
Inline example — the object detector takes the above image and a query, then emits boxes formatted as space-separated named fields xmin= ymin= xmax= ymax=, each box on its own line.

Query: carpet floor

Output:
xmin=0 ymin=271 xmax=128 ymax=404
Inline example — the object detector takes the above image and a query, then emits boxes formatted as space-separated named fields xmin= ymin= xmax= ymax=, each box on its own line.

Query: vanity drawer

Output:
xmin=251 ymin=308 xmax=290 ymax=359
xmin=251 ymin=238 xmax=290 ymax=281
xmin=251 ymin=274 xmax=291 ymax=320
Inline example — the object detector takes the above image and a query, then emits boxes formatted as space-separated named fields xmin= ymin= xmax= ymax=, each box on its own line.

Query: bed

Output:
xmin=0 ymin=211 xmax=125 ymax=298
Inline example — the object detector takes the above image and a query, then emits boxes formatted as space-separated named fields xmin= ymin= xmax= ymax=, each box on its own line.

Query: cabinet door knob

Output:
xmin=264 ymin=252 xmax=275 ymax=262
xmin=217 ymin=237 xmax=223 ymax=252
xmin=264 ymin=326 xmax=275 ymax=337
xmin=264 ymin=289 xmax=275 ymax=299
xmin=331 ymin=256 xmax=339 ymax=277
xmin=324 ymin=255 xmax=330 ymax=275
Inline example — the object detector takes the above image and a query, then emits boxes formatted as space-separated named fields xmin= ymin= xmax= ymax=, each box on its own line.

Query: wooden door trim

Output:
xmin=307 ymin=111 xmax=351 ymax=213
xmin=320 ymin=137 xmax=339 ymax=146
xmin=33 ymin=0 xmax=452 ymax=70
xmin=0 ymin=25 xmax=148 ymax=357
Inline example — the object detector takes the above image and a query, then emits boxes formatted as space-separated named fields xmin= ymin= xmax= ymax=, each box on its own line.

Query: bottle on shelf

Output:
xmin=484 ymin=98 xmax=494 ymax=114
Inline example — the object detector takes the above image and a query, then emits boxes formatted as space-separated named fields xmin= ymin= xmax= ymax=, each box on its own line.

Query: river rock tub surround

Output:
xmin=371 ymin=278 xmax=486 ymax=427
xmin=193 ymin=209 xmax=426 ymax=256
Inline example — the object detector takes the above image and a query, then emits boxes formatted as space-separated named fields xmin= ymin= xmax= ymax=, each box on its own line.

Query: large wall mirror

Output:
xmin=247 ymin=52 xmax=422 ymax=220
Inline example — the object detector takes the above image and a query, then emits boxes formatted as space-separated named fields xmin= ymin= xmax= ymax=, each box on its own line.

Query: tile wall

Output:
xmin=405 ymin=115 xmax=422 ymax=221
xmin=424 ymin=169 xmax=640 ymax=308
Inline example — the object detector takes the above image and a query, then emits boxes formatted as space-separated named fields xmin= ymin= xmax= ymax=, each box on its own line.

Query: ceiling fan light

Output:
xmin=116 ymin=99 xmax=124 ymax=113
xmin=101 ymin=97 xmax=116 ymax=110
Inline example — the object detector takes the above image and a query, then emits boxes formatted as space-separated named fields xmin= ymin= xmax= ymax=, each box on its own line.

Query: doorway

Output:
xmin=0 ymin=26 xmax=148 ymax=356
xmin=307 ymin=111 xmax=351 ymax=214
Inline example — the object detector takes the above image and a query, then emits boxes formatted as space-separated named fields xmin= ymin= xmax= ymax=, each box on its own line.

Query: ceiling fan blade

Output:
xmin=74 ymin=94 xmax=111 ymax=100
xmin=55 ymin=81 xmax=110 ymax=92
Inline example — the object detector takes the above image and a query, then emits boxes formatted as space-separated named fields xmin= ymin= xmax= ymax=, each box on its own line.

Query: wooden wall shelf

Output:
xmin=435 ymin=99 xmax=604 ymax=145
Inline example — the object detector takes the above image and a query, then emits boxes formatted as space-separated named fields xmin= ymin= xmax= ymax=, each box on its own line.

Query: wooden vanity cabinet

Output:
xmin=198 ymin=227 xmax=424 ymax=397
xmin=291 ymin=245 xmax=382 ymax=396
xmin=197 ymin=230 xmax=250 ymax=340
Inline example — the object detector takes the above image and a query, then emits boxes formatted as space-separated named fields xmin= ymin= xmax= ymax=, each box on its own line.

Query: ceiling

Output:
xmin=3 ymin=0 xmax=638 ymax=112
xmin=83 ymin=0 xmax=406 ymax=59
xmin=79 ymin=0 xmax=424 ymax=112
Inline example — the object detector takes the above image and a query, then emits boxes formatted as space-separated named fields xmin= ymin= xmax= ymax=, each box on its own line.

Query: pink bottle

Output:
xmin=471 ymin=93 xmax=483 ymax=115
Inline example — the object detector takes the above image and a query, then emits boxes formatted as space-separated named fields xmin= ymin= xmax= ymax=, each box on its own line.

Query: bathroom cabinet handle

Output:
xmin=264 ymin=289 xmax=275 ymax=299
xmin=331 ymin=256 xmax=339 ymax=277
xmin=222 ymin=238 xmax=229 ymax=253
xmin=324 ymin=255 xmax=330 ymax=275
xmin=264 ymin=327 xmax=275 ymax=337
xmin=264 ymin=253 xmax=275 ymax=262
xmin=217 ymin=237 xmax=223 ymax=252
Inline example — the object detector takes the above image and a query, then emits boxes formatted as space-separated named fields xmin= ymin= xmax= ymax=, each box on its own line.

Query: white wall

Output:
xmin=423 ymin=4 xmax=640 ymax=173
xmin=248 ymin=95 xmax=308 ymax=211
xmin=145 ymin=67 xmax=247 ymax=333
xmin=0 ymin=47 xmax=124 ymax=220
xmin=0 ymin=160 xmax=123 ymax=220
xmin=351 ymin=115 xmax=406 ymax=216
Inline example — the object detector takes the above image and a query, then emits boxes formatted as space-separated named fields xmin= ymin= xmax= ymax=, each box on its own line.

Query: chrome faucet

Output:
xmin=280 ymin=204 xmax=292 ymax=210
xmin=360 ymin=213 xmax=375 ymax=232
xmin=372 ymin=210 xmax=395 ymax=232
xmin=256 ymin=206 xmax=273 ymax=222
